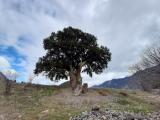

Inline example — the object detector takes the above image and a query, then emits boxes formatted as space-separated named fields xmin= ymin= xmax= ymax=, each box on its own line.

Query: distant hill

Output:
xmin=94 ymin=64 xmax=160 ymax=89
xmin=0 ymin=72 xmax=8 ymax=84
xmin=59 ymin=81 xmax=70 ymax=88
xmin=93 ymin=76 xmax=138 ymax=89
xmin=0 ymin=72 xmax=7 ymax=80
xmin=0 ymin=72 xmax=8 ymax=92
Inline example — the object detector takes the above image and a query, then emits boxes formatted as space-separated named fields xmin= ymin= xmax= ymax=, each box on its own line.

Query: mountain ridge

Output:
xmin=94 ymin=64 xmax=160 ymax=89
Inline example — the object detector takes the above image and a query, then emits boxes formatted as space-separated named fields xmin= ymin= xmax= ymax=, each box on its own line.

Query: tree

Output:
xmin=129 ymin=42 xmax=160 ymax=91
xmin=142 ymin=45 xmax=160 ymax=68
xmin=129 ymin=43 xmax=160 ymax=73
xmin=28 ymin=74 xmax=35 ymax=84
xmin=34 ymin=26 xmax=111 ymax=92
xmin=3 ymin=69 xmax=19 ymax=95
xmin=23 ymin=74 xmax=35 ymax=90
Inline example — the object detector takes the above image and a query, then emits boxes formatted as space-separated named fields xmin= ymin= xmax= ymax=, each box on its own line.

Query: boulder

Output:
xmin=74 ymin=85 xmax=82 ymax=96
xmin=82 ymin=83 xmax=88 ymax=94
xmin=91 ymin=105 xmax=100 ymax=111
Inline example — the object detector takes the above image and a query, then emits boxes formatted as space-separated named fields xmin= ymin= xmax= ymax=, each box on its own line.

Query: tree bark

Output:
xmin=75 ymin=67 xmax=82 ymax=85
xmin=69 ymin=70 xmax=77 ymax=90
xmin=69 ymin=62 xmax=86 ymax=95
xmin=69 ymin=67 xmax=83 ymax=96
xmin=69 ymin=70 xmax=82 ymax=89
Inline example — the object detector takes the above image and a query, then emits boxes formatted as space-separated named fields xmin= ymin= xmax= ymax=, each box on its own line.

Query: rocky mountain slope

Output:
xmin=93 ymin=77 xmax=138 ymax=89
xmin=94 ymin=64 xmax=160 ymax=89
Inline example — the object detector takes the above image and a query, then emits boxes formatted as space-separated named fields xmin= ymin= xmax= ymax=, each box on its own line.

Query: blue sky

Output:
xmin=0 ymin=45 xmax=27 ymax=82
xmin=0 ymin=0 xmax=160 ymax=86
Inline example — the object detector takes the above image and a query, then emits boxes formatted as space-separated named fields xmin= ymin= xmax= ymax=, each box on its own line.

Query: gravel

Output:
xmin=70 ymin=107 xmax=160 ymax=120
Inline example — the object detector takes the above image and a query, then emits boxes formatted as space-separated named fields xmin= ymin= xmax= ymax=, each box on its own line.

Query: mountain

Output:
xmin=0 ymin=72 xmax=8 ymax=91
xmin=0 ymin=72 xmax=7 ymax=80
xmin=59 ymin=81 xmax=70 ymax=88
xmin=94 ymin=64 xmax=160 ymax=89
xmin=93 ymin=76 xmax=138 ymax=89
xmin=0 ymin=72 xmax=8 ymax=84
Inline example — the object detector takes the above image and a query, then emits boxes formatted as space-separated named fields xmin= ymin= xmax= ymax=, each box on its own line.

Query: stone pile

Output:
xmin=70 ymin=106 xmax=160 ymax=120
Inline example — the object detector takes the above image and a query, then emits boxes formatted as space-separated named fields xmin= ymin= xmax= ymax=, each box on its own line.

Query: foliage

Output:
xmin=34 ymin=26 xmax=111 ymax=81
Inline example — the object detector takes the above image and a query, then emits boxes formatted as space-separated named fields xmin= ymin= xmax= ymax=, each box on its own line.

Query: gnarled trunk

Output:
xmin=75 ymin=66 xmax=82 ymax=85
xmin=69 ymin=67 xmax=82 ymax=95
xmin=69 ymin=70 xmax=82 ymax=89
xmin=69 ymin=70 xmax=77 ymax=90
xmin=69 ymin=62 xmax=86 ymax=95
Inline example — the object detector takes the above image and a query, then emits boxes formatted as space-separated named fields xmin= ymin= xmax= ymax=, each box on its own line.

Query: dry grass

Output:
xmin=0 ymin=84 xmax=159 ymax=120
xmin=96 ymin=89 xmax=109 ymax=96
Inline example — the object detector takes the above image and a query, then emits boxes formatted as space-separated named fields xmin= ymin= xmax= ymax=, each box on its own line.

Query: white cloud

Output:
xmin=2 ymin=69 xmax=19 ymax=80
xmin=32 ymin=75 xmax=66 ymax=85
xmin=0 ymin=0 xmax=160 ymax=85
xmin=82 ymin=72 xmax=129 ymax=87
xmin=0 ymin=56 xmax=11 ymax=69
xmin=0 ymin=56 xmax=19 ymax=80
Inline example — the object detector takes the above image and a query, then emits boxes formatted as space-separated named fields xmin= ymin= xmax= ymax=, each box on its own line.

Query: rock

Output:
xmin=74 ymin=83 xmax=88 ymax=96
xmin=41 ymin=110 xmax=49 ymax=114
xmin=91 ymin=105 xmax=100 ymax=111
xmin=126 ymin=114 xmax=136 ymax=120
xmin=74 ymin=85 xmax=82 ymax=96
xmin=82 ymin=83 xmax=88 ymax=94
xmin=39 ymin=110 xmax=49 ymax=120
xmin=71 ymin=107 xmax=160 ymax=120
xmin=82 ymin=111 xmax=88 ymax=116
xmin=101 ymin=115 xmax=106 ymax=120
xmin=0 ymin=115 xmax=5 ymax=120
xmin=105 ymin=109 xmax=109 ymax=111
xmin=18 ymin=114 xmax=22 ymax=118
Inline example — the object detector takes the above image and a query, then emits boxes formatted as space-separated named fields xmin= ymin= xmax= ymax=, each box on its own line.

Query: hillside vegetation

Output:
xmin=0 ymin=82 xmax=160 ymax=120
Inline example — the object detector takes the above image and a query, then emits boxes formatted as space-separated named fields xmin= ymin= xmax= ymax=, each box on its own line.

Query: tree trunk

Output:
xmin=69 ymin=70 xmax=77 ymax=90
xmin=69 ymin=61 xmax=86 ymax=95
xmin=69 ymin=67 xmax=82 ymax=95
xmin=75 ymin=67 xmax=82 ymax=85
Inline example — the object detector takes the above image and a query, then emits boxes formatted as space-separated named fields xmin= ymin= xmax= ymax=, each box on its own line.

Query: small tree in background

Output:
xmin=34 ymin=26 xmax=111 ymax=94
xmin=129 ymin=43 xmax=160 ymax=73
xmin=3 ymin=70 xmax=19 ymax=95
xmin=24 ymin=74 xmax=35 ymax=90
xmin=129 ymin=42 xmax=160 ymax=91
xmin=28 ymin=74 xmax=35 ymax=84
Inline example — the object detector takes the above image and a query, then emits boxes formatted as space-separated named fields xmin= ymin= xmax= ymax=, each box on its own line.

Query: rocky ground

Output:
xmin=70 ymin=106 xmax=160 ymax=120
xmin=0 ymin=82 xmax=160 ymax=120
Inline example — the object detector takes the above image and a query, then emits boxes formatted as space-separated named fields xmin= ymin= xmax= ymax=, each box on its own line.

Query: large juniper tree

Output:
xmin=34 ymin=27 xmax=111 ymax=91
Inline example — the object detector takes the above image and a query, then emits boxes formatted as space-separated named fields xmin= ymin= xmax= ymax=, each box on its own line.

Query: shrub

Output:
xmin=119 ymin=92 xmax=128 ymax=97
xmin=97 ymin=90 xmax=108 ymax=96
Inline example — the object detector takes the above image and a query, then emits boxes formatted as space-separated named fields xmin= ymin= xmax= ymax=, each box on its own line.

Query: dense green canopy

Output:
xmin=34 ymin=27 xmax=111 ymax=81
